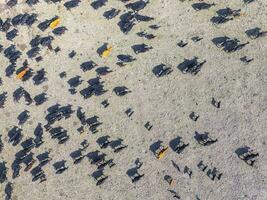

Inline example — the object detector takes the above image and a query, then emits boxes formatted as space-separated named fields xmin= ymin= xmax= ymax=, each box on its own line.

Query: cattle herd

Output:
xmin=0 ymin=0 xmax=265 ymax=199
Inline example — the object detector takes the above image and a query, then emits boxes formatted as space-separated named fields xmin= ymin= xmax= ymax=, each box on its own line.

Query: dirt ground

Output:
xmin=0 ymin=0 xmax=266 ymax=199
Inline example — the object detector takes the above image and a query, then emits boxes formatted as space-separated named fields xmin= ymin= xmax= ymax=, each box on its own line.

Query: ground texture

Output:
xmin=0 ymin=0 xmax=266 ymax=200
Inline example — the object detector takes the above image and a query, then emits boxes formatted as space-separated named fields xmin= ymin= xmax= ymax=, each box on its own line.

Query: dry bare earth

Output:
xmin=0 ymin=0 xmax=266 ymax=200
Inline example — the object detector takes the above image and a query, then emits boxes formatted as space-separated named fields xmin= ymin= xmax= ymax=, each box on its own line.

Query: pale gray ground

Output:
xmin=0 ymin=0 xmax=266 ymax=200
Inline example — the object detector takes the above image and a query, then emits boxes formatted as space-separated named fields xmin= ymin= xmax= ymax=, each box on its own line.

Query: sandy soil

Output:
xmin=0 ymin=0 xmax=266 ymax=199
